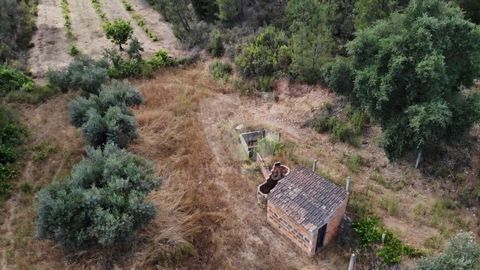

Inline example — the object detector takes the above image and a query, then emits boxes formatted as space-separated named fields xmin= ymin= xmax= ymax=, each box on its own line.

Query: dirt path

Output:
xmin=27 ymin=0 xmax=71 ymax=77
xmin=127 ymin=0 xmax=184 ymax=57
xmin=69 ymin=0 xmax=111 ymax=58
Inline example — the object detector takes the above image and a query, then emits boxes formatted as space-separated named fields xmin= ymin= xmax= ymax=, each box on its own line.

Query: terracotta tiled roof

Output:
xmin=268 ymin=166 xmax=348 ymax=231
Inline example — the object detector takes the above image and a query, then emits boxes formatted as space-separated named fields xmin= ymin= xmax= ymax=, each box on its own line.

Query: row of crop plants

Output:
xmin=60 ymin=0 xmax=80 ymax=56
xmin=120 ymin=0 xmax=159 ymax=41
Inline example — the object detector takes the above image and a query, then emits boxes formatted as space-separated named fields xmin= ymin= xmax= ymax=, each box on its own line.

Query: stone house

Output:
xmin=266 ymin=166 xmax=348 ymax=256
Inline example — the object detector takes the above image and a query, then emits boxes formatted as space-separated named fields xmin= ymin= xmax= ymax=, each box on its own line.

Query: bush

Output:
xmin=208 ymin=60 xmax=232 ymax=81
xmin=69 ymin=80 xmax=143 ymax=147
xmin=47 ymin=56 xmax=109 ymax=94
xmin=415 ymin=232 xmax=480 ymax=270
xmin=147 ymin=49 xmax=174 ymax=69
xmin=322 ymin=57 xmax=354 ymax=95
xmin=353 ymin=215 xmax=423 ymax=265
xmin=0 ymin=65 xmax=34 ymax=95
xmin=235 ymin=26 xmax=288 ymax=78
xmin=255 ymin=76 xmax=274 ymax=92
xmin=207 ymin=29 xmax=224 ymax=57
xmin=36 ymin=143 xmax=160 ymax=250
xmin=68 ymin=44 xmax=81 ymax=56
xmin=345 ymin=154 xmax=364 ymax=172
xmin=0 ymin=105 xmax=27 ymax=199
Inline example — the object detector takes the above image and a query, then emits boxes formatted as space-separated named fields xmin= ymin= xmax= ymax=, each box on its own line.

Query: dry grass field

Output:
xmin=2 ymin=62 xmax=478 ymax=269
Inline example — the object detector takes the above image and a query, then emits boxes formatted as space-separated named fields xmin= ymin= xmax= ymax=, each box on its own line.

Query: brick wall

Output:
xmin=267 ymin=202 xmax=315 ymax=255
xmin=323 ymin=198 xmax=348 ymax=246
xmin=267 ymin=197 xmax=348 ymax=256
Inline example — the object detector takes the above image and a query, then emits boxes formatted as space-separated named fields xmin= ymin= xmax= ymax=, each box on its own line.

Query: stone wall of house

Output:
xmin=323 ymin=198 xmax=348 ymax=246
xmin=267 ymin=202 xmax=316 ymax=255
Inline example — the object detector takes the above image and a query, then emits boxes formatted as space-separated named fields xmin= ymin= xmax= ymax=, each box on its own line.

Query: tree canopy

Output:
xmin=348 ymin=0 xmax=480 ymax=159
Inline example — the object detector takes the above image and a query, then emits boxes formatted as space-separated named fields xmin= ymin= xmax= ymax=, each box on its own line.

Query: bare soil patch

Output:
xmin=69 ymin=0 xmax=111 ymax=58
xmin=127 ymin=0 xmax=184 ymax=57
xmin=27 ymin=0 xmax=71 ymax=77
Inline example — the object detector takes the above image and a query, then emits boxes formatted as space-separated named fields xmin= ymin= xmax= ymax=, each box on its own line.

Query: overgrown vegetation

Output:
xmin=1 ymin=65 xmax=57 ymax=103
xmin=36 ymin=142 xmax=160 ymax=250
xmin=208 ymin=60 xmax=231 ymax=81
xmin=311 ymin=103 xmax=368 ymax=146
xmin=0 ymin=0 xmax=38 ymax=65
xmin=0 ymin=105 xmax=27 ymax=200
xmin=352 ymin=216 xmax=423 ymax=266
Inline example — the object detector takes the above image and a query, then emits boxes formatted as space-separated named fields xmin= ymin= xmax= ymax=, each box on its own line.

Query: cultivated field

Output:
xmin=27 ymin=0 xmax=183 ymax=77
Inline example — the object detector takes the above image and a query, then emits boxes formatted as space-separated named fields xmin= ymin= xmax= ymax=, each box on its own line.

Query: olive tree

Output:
xmin=415 ymin=232 xmax=480 ymax=270
xmin=348 ymin=0 xmax=480 ymax=160
xmin=69 ymin=80 xmax=143 ymax=147
xmin=36 ymin=143 xmax=160 ymax=250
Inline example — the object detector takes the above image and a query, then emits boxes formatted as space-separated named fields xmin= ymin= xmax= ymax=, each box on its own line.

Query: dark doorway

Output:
xmin=316 ymin=224 xmax=327 ymax=251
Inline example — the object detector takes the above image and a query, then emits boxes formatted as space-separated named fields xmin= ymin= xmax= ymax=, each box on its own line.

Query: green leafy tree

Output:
xmin=235 ymin=26 xmax=288 ymax=77
xmin=415 ymin=232 xmax=480 ymax=270
xmin=348 ymin=0 xmax=480 ymax=160
xmin=36 ymin=143 xmax=160 ymax=250
xmin=326 ymin=0 xmax=356 ymax=50
xmin=354 ymin=0 xmax=409 ymax=30
xmin=322 ymin=57 xmax=354 ymax=94
xmin=69 ymin=80 xmax=143 ymax=147
xmin=104 ymin=19 xmax=133 ymax=50
xmin=286 ymin=0 xmax=335 ymax=83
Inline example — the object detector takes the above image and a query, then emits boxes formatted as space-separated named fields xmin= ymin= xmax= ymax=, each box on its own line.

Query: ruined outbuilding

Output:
xmin=264 ymin=166 xmax=348 ymax=256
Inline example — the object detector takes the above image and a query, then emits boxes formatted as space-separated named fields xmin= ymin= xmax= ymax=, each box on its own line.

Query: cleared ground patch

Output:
xmin=28 ymin=0 xmax=184 ymax=77
xmin=27 ymin=0 xmax=71 ymax=77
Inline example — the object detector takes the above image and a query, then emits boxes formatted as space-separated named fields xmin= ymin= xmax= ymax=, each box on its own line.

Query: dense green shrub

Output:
xmin=104 ymin=19 xmax=134 ymax=50
xmin=348 ymin=0 xmax=480 ymax=160
xmin=217 ymin=0 xmax=238 ymax=23
xmin=36 ymin=143 xmax=160 ymax=250
xmin=235 ymin=26 xmax=288 ymax=78
xmin=353 ymin=216 xmax=423 ymax=265
xmin=0 ymin=105 xmax=27 ymax=199
xmin=415 ymin=232 xmax=480 ymax=270
xmin=147 ymin=49 xmax=174 ymax=69
xmin=0 ymin=65 xmax=34 ymax=95
xmin=69 ymin=80 xmax=143 ymax=147
xmin=322 ymin=57 xmax=354 ymax=95
xmin=208 ymin=60 xmax=232 ymax=81
xmin=47 ymin=56 xmax=109 ymax=94
xmin=207 ymin=29 xmax=224 ymax=57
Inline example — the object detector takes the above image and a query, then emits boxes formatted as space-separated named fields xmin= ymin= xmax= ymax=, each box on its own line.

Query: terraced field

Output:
xmin=27 ymin=0 xmax=182 ymax=77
